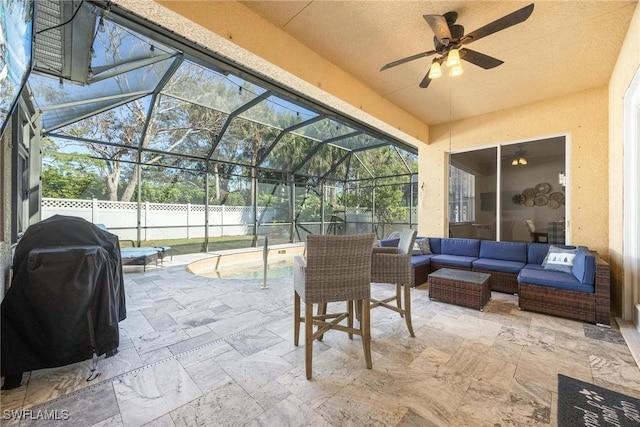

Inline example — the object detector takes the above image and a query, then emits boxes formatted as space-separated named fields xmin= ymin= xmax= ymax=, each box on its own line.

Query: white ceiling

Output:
xmin=240 ymin=1 xmax=637 ymax=125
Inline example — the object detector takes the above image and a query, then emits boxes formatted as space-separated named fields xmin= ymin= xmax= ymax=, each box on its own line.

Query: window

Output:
xmin=449 ymin=165 xmax=475 ymax=223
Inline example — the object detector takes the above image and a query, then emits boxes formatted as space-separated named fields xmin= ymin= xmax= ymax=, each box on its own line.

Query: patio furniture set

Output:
xmin=381 ymin=235 xmax=610 ymax=326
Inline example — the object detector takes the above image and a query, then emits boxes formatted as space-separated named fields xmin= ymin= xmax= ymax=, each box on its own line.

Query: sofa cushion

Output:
xmin=428 ymin=238 xmax=442 ymax=254
xmin=479 ymin=241 xmax=527 ymax=263
xmin=527 ymin=243 xmax=551 ymax=265
xmin=473 ymin=258 xmax=525 ymax=274
xmin=432 ymin=254 xmax=476 ymax=268
xmin=411 ymin=254 xmax=433 ymax=268
xmin=571 ymin=247 xmax=596 ymax=284
xmin=543 ymin=245 xmax=578 ymax=273
xmin=440 ymin=238 xmax=480 ymax=257
xmin=518 ymin=267 xmax=594 ymax=293
xmin=379 ymin=238 xmax=400 ymax=248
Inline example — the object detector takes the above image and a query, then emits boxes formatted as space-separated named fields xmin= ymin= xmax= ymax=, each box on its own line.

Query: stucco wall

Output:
xmin=609 ymin=3 xmax=640 ymax=318
xmin=419 ymin=87 xmax=609 ymax=258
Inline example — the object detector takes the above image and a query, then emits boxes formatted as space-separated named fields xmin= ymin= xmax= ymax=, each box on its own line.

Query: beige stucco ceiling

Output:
xmin=240 ymin=1 xmax=637 ymax=126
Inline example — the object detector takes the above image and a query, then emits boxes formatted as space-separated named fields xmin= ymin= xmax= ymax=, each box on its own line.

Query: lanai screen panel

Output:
xmin=53 ymin=97 xmax=154 ymax=147
xmin=146 ymin=94 xmax=227 ymax=158
xmin=259 ymin=132 xmax=322 ymax=173
xmin=212 ymin=116 xmax=279 ymax=166
xmin=31 ymin=16 xmax=178 ymax=132
xmin=162 ymin=60 xmax=266 ymax=114
xmin=356 ymin=145 xmax=413 ymax=179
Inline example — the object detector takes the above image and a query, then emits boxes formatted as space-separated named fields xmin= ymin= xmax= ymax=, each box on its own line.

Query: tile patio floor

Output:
xmin=2 ymin=252 xmax=640 ymax=426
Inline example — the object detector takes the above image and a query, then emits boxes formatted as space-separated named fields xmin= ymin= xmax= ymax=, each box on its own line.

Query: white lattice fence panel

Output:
xmin=41 ymin=198 xmax=93 ymax=222
xmin=41 ymin=199 xmax=288 ymax=241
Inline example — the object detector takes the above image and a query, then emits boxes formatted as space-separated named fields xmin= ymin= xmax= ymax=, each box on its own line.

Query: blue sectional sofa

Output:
xmin=378 ymin=236 xmax=610 ymax=326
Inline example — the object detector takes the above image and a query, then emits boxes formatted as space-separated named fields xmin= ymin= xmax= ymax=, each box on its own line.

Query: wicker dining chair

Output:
xmin=293 ymin=233 xmax=375 ymax=380
xmin=370 ymin=228 xmax=417 ymax=337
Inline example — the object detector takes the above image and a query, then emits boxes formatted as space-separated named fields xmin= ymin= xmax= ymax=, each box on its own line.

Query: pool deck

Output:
xmin=2 ymin=248 xmax=640 ymax=426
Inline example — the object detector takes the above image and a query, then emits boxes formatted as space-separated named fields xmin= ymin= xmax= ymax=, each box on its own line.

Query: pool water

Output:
xmin=201 ymin=261 xmax=294 ymax=279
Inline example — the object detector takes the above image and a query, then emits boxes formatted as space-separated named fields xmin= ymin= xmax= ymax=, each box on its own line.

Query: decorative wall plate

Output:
xmin=524 ymin=198 xmax=535 ymax=207
xmin=549 ymin=192 xmax=563 ymax=201
xmin=535 ymin=183 xmax=551 ymax=194
xmin=548 ymin=199 xmax=560 ymax=209
xmin=512 ymin=194 xmax=525 ymax=205
xmin=523 ymin=188 xmax=536 ymax=199
xmin=535 ymin=195 xmax=548 ymax=206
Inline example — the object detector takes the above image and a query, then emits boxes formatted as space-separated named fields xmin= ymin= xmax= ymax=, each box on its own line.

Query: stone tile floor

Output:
xmin=2 ymin=253 xmax=640 ymax=426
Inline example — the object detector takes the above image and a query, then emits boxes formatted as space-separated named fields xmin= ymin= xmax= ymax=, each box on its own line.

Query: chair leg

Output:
xmin=294 ymin=292 xmax=301 ymax=346
xmin=361 ymin=298 xmax=372 ymax=369
xmin=317 ymin=303 xmax=327 ymax=341
xmin=305 ymin=303 xmax=314 ymax=380
xmin=403 ymin=283 xmax=415 ymax=337
xmin=396 ymin=283 xmax=404 ymax=317
xmin=347 ymin=301 xmax=354 ymax=340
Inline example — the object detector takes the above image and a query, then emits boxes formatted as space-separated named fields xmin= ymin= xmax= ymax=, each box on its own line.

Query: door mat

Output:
xmin=558 ymin=374 xmax=640 ymax=427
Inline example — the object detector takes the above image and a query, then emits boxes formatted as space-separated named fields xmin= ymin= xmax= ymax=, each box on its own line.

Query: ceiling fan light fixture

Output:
xmin=446 ymin=48 xmax=461 ymax=67
xmin=449 ymin=63 xmax=463 ymax=77
xmin=429 ymin=61 xmax=442 ymax=78
xmin=511 ymin=147 xmax=528 ymax=166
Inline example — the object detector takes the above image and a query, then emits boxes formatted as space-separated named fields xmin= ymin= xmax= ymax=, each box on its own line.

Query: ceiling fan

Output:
xmin=380 ymin=3 xmax=534 ymax=88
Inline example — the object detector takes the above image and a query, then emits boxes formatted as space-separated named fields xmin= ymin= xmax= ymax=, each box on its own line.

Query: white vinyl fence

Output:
xmin=41 ymin=198 xmax=417 ymax=242
xmin=41 ymin=198 xmax=274 ymax=242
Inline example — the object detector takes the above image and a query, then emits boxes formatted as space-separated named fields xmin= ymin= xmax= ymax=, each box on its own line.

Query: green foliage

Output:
xmin=135 ymin=180 xmax=205 ymax=204
xmin=295 ymin=191 xmax=323 ymax=222
xmin=41 ymin=166 xmax=106 ymax=199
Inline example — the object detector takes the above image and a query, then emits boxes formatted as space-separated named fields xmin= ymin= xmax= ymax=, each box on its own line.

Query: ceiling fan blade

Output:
xmin=462 ymin=3 xmax=534 ymax=45
xmin=419 ymin=70 xmax=432 ymax=89
xmin=380 ymin=50 xmax=437 ymax=71
xmin=459 ymin=48 xmax=503 ymax=69
xmin=423 ymin=14 xmax=453 ymax=44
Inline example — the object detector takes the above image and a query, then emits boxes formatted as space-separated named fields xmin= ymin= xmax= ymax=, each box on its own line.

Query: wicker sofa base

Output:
xmin=428 ymin=270 xmax=491 ymax=311
xmin=414 ymin=264 xmax=430 ymax=286
xmin=472 ymin=269 xmax=518 ymax=294
xmin=518 ymin=258 xmax=610 ymax=326
xmin=518 ymin=283 xmax=597 ymax=324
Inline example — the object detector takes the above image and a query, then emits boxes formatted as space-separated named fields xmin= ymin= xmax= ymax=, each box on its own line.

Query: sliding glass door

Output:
xmin=449 ymin=147 xmax=497 ymax=240
xmin=448 ymin=137 xmax=566 ymax=242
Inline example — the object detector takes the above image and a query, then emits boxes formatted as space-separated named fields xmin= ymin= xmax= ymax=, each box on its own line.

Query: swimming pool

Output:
xmin=187 ymin=243 xmax=303 ymax=279
xmin=198 ymin=261 xmax=294 ymax=279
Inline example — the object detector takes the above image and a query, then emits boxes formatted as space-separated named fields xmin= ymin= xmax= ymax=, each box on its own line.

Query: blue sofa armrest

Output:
xmin=571 ymin=247 xmax=596 ymax=284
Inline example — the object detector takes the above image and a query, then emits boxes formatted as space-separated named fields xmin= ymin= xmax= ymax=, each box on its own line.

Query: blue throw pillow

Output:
xmin=542 ymin=245 xmax=578 ymax=273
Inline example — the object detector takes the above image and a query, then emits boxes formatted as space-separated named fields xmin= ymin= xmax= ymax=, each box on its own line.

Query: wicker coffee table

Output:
xmin=428 ymin=268 xmax=491 ymax=311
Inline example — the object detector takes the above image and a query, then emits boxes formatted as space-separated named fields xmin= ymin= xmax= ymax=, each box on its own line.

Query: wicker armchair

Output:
xmin=293 ymin=233 xmax=375 ymax=379
xmin=370 ymin=228 xmax=417 ymax=337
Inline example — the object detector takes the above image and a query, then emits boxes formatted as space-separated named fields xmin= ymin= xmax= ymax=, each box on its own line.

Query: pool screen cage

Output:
xmin=27 ymin=1 xmax=418 ymax=253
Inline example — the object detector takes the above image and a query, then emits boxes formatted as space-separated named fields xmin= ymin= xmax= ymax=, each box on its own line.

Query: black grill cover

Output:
xmin=1 ymin=215 xmax=126 ymax=377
